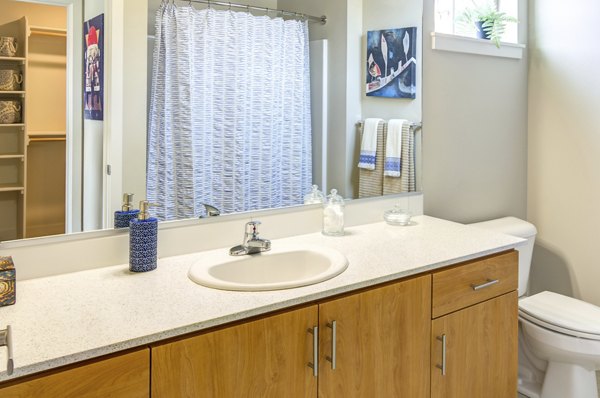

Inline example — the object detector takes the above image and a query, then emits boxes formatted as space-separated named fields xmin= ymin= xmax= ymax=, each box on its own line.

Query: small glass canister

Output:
xmin=383 ymin=205 xmax=412 ymax=226
xmin=322 ymin=189 xmax=345 ymax=236
xmin=304 ymin=184 xmax=325 ymax=205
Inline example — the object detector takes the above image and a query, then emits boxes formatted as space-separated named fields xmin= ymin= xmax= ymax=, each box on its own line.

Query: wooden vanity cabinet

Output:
xmin=151 ymin=275 xmax=431 ymax=398
xmin=430 ymin=251 xmax=519 ymax=398
xmin=151 ymin=305 xmax=319 ymax=398
xmin=0 ymin=348 xmax=149 ymax=398
xmin=318 ymin=275 xmax=431 ymax=397
xmin=0 ymin=251 xmax=518 ymax=397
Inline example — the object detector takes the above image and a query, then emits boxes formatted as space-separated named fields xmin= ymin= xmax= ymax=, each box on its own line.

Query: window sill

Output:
xmin=431 ymin=32 xmax=525 ymax=59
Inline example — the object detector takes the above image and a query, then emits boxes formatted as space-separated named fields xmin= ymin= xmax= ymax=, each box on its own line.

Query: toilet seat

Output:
xmin=519 ymin=291 xmax=600 ymax=341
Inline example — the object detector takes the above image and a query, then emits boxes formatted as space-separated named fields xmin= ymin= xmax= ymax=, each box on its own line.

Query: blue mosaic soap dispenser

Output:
xmin=129 ymin=200 xmax=158 ymax=273
xmin=114 ymin=193 xmax=140 ymax=228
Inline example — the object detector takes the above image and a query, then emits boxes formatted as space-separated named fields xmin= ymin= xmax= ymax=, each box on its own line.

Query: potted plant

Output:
xmin=457 ymin=3 xmax=517 ymax=47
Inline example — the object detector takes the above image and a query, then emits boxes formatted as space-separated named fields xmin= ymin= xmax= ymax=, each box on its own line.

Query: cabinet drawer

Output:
xmin=432 ymin=251 xmax=518 ymax=318
xmin=0 ymin=348 xmax=150 ymax=398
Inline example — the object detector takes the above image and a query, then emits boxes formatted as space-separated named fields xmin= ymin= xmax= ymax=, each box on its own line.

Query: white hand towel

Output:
xmin=358 ymin=118 xmax=383 ymax=170
xmin=384 ymin=119 xmax=407 ymax=177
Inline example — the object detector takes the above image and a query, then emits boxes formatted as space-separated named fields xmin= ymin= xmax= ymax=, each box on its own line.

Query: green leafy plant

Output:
xmin=457 ymin=3 xmax=517 ymax=47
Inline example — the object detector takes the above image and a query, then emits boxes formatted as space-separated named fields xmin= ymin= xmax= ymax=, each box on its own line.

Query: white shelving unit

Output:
xmin=0 ymin=13 xmax=68 ymax=241
xmin=0 ymin=17 xmax=28 ymax=241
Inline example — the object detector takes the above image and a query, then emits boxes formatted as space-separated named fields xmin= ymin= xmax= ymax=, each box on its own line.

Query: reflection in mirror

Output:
xmin=0 ymin=0 xmax=422 ymax=242
xmin=0 ymin=1 xmax=71 ymax=242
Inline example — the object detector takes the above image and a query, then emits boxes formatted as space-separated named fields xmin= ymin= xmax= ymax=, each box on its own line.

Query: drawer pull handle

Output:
xmin=0 ymin=325 xmax=14 ymax=375
xmin=471 ymin=279 xmax=499 ymax=291
xmin=436 ymin=334 xmax=446 ymax=376
xmin=307 ymin=326 xmax=318 ymax=377
xmin=326 ymin=321 xmax=337 ymax=370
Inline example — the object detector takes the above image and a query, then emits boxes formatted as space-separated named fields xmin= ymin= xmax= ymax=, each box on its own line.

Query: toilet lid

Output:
xmin=519 ymin=291 xmax=600 ymax=339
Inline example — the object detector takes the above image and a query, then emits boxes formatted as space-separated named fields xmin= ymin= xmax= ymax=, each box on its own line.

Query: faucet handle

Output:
xmin=244 ymin=221 xmax=262 ymax=242
xmin=245 ymin=220 xmax=261 ymax=232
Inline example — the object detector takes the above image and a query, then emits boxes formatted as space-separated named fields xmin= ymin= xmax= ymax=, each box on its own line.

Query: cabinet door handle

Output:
xmin=436 ymin=334 xmax=446 ymax=376
xmin=0 ymin=325 xmax=14 ymax=375
xmin=307 ymin=326 xmax=318 ymax=377
xmin=326 ymin=321 xmax=337 ymax=370
xmin=471 ymin=279 xmax=499 ymax=291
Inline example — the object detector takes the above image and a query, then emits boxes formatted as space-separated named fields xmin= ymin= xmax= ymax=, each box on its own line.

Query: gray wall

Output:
xmin=422 ymin=0 xmax=528 ymax=223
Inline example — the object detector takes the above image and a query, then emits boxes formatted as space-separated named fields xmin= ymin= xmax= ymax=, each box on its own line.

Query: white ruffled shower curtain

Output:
xmin=147 ymin=3 xmax=312 ymax=220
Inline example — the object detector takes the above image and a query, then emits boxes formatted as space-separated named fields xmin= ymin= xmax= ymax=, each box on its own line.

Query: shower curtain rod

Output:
xmin=179 ymin=0 xmax=327 ymax=24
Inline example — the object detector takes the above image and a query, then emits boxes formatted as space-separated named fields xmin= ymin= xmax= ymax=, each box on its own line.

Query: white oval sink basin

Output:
xmin=188 ymin=244 xmax=348 ymax=291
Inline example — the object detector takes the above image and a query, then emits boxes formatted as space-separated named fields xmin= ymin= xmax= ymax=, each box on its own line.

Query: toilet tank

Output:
xmin=469 ymin=217 xmax=537 ymax=297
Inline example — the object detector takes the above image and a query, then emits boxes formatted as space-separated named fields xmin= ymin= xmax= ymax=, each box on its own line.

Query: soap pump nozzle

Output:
xmin=122 ymin=193 xmax=135 ymax=211
xmin=138 ymin=201 xmax=158 ymax=221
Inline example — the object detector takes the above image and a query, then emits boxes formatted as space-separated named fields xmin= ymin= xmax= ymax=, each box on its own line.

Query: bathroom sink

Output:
xmin=188 ymin=244 xmax=348 ymax=291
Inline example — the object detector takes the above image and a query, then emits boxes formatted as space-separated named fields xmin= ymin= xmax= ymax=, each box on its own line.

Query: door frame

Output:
xmin=23 ymin=0 xmax=83 ymax=233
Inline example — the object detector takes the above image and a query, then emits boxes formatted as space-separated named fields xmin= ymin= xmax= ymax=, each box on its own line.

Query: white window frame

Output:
xmin=432 ymin=0 xmax=524 ymax=59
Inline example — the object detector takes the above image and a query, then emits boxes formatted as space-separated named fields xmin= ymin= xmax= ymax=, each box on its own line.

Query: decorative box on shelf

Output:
xmin=0 ymin=256 xmax=15 ymax=307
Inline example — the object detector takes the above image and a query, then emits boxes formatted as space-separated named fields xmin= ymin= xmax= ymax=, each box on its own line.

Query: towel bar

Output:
xmin=356 ymin=121 xmax=422 ymax=131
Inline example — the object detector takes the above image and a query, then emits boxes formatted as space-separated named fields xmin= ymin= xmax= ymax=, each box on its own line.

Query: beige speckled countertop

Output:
xmin=0 ymin=216 xmax=524 ymax=382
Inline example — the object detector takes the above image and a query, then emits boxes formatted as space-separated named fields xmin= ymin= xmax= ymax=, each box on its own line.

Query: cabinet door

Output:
xmin=0 ymin=348 xmax=149 ymax=398
xmin=152 ymin=305 xmax=318 ymax=398
xmin=318 ymin=275 xmax=431 ymax=397
xmin=431 ymin=291 xmax=518 ymax=398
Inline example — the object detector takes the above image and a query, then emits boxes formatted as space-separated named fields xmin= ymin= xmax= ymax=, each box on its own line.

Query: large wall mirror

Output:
xmin=0 ymin=0 xmax=423 ymax=243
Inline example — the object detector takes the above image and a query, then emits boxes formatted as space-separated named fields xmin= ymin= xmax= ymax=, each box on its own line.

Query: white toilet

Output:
xmin=471 ymin=217 xmax=600 ymax=398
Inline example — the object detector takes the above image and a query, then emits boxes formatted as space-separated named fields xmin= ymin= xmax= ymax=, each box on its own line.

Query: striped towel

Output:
xmin=358 ymin=122 xmax=385 ymax=198
xmin=384 ymin=119 xmax=406 ymax=177
xmin=358 ymin=118 xmax=382 ymax=170
xmin=384 ymin=121 xmax=416 ymax=194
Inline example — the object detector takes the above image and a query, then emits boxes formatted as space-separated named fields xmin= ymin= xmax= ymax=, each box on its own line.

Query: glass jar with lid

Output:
xmin=322 ymin=189 xmax=345 ymax=236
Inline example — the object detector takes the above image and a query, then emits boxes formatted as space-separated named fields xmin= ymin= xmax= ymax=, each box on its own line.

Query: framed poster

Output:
xmin=84 ymin=14 xmax=104 ymax=120
xmin=366 ymin=27 xmax=417 ymax=99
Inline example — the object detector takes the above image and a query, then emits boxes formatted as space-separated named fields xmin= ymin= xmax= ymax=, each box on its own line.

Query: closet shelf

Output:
xmin=0 ymin=185 xmax=24 ymax=193
xmin=29 ymin=136 xmax=65 ymax=143
xmin=28 ymin=58 xmax=67 ymax=66
xmin=0 ymin=56 xmax=26 ymax=63
xmin=0 ymin=91 xmax=25 ymax=96
xmin=29 ymin=130 xmax=66 ymax=137
xmin=29 ymin=26 xmax=67 ymax=38
xmin=0 ymin=124 xmax=25 ymax=129
xmin=0 ymin=154 xmax=25 ymax=159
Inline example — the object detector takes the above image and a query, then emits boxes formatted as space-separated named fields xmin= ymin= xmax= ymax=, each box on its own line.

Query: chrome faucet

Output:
xmin=230 ymin=221 xmax=271 ymax=256
xmin=199 ymin=203 xmax=220 ymax=218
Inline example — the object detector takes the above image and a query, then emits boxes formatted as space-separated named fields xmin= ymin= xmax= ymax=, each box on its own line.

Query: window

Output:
xmin=434 ymin=0 xmax=518 ymax=44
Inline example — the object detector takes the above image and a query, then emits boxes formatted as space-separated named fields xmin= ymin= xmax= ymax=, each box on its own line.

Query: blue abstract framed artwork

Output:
xmin=366 ymin=27 xmax=417 ymax=99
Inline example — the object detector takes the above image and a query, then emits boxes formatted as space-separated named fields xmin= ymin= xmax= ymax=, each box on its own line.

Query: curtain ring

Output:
xmin=228 ymin=2 xmax=232 ymax=11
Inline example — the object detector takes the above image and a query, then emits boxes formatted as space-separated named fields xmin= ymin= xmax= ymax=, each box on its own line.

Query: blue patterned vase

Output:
xmin=114 ymin=210 xmax=140 ymax=229
xmin=129 ymin=218 xmax=158 ymax=272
